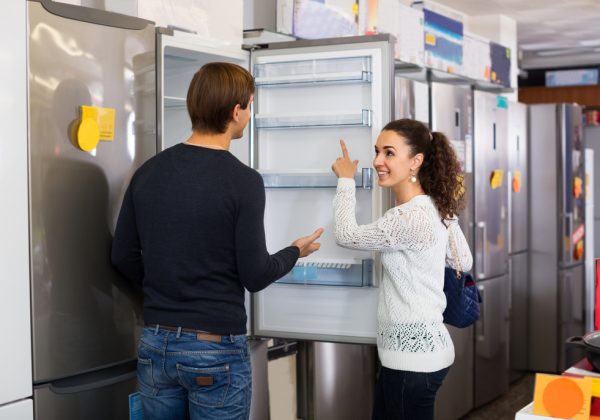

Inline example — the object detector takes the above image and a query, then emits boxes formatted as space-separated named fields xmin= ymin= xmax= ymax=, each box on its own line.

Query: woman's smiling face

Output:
xmin=373 ymin=129 xmax=419 ymax=188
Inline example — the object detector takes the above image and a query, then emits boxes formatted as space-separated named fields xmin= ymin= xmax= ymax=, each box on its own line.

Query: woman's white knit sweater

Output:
xmin=334 ymin=178 xmax=473 ymax=372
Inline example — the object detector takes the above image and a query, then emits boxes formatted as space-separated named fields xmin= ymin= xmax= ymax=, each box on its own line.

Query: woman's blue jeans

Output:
xmin=372 ymin=366 xmax=450 ymax=420
xmin=136 ymin=326 xmax=252 ymax=420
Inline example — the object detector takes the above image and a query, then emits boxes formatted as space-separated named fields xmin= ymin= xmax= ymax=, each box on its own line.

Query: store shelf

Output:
xmin=254 ymin=56 xmax=372 ymax=87
xmin=255 ymin=110 xmax=372 ymax=129
xmin=164 ymin=95 xmax=186 ymax=109
xmin=276 ymin=258 xmax=374 ymax=287
xmin=261 ymin=168 xmax=373 ymax=189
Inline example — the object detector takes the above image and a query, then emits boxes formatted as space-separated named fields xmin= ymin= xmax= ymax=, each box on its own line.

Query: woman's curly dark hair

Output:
xmin=382 ymin=119 xmax=465 ymax=220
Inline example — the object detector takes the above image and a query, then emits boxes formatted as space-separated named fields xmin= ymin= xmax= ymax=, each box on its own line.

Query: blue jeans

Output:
xmin=137 ymin=326 xmax=252 ymax=420
xmin=372 ymin=366 xmax=450 ymax=420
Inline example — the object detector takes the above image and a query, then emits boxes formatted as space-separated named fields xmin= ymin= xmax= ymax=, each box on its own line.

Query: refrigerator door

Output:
xmin=431 ymin=82 xmax=473 ymax=246
xmin=33 ymin=362 xmax=137 ymax=420
xmin=250 ymin=36 xmax=393 ymax=343
xmin=559 ymin=104 xmax=585 ymax=267
xmin=509 ymin=252 xmax=528 ymax=378
xmin=559 ymin=265 xmax=586 ymax=371
xmin=28 ymin=0 xmax=156 ymax=383
xmin=508 ymin=102 xmax=528 ymax=254
xmin=473 ymin=91 xmax=508 ymax=280
xmin=0 ymin=400 xmax=33 ymax=420
xmin=0 ymin=0 xmax=32 ymax=408
xmin=430 ymin=82 xmax=475 ymax=420
xmin=474 ymin=275 xmax=510 ymax=407
xmin=157 ymin=29 xmax=250 ymax=163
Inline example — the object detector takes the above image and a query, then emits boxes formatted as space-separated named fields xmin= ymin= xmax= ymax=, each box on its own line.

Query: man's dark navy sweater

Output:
xmin=111 ymin=143 xmax=299 ymax=334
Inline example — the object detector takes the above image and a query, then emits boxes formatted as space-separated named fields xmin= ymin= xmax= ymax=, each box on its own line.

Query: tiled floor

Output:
xmin=460 ymin=374 xmax=535 ymax=420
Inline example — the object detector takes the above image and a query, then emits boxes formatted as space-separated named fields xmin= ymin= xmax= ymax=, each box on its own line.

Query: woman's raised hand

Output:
xmin=331 ymin=139 xmax=358 ymax=179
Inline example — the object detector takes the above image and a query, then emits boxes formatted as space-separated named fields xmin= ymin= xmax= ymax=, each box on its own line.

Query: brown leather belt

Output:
xmin=148 ymin=324 xmax=223 ymax=342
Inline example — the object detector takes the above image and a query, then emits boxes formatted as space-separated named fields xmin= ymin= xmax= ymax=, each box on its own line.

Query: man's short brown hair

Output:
xmin=186 ymin=62 xmax=255 ymax=134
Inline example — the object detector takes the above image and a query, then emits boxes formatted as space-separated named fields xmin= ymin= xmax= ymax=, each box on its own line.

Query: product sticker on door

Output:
xmin=489 ymin=169 xmax=504 ymax=190
xmin=73 ymin=105 xmax=116 ymax=152
xmin=512 ymin=170 xmax=522 ymax=193
xmin=574 ymin=176 xmax=583 ymax=199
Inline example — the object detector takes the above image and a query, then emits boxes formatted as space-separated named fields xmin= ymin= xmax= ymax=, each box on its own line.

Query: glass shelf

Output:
xmin=254 ymin=56 xmax=372 ymax=87
xmin=276 ymin=258 xmax=374 ymax=287
xmin=261 ymin=168 xmax=373 ymax=189
xmin=164 ymin=96 xmax=186 ymax=109
xmin=255 ymin=110 xmax=372 ymax=129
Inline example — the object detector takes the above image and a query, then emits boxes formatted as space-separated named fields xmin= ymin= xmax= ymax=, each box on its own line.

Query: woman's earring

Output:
xmin=410 ymin=169 xmax=417 ymax=183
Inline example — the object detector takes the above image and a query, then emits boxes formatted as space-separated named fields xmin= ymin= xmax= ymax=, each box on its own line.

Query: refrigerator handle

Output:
xmin=476 ymin=284 xmax=485 ymax=341
xmin=476 ymin=221 xmax=486 ymax=279
xmin=507 ymin=170 xmax=512 ymax=254
xmin=565 ymin=212 xmax=573 ymax=264
xmin=455 ymin=108 xmax=461 ymax=140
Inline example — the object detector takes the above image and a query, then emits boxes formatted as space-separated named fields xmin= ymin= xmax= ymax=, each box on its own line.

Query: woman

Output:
xmin=331 ymin=119 xmax=473 ymax=420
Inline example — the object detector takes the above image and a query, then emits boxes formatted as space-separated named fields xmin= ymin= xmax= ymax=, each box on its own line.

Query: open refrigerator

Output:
xmin=157 ymin=32 xmax=394 ymax=420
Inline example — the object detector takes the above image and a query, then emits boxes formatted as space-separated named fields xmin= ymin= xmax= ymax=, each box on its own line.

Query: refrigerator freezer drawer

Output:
xmin=261 ymin=168 xmax=373 ymax=189
xmin=254 ymin=55 xmax=372 ymax=86
xmin=276 ymin=258 xmax=373 ymax=287
xmin=33 ymin=364 xmax=137 ymax=420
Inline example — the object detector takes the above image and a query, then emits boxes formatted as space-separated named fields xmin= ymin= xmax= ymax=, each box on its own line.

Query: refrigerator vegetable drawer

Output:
xmin=276 ymin=258 xmax=373 ymax=287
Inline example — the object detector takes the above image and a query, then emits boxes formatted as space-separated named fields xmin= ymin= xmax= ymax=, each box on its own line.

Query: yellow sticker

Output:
xmin=489 ymin=169 xmax=504 ymax=190
xmin=425 ymin=33 xmax=436 ymax=46
xmin=351 ymin=3 xmax=359 ymax=15
xmin=76 ymin=118 xmax=100 ymax=152
xmin=533 ymin=373 xmax=591 ymax=419
xmin=81 ymin=105 xmax=116 ymax=141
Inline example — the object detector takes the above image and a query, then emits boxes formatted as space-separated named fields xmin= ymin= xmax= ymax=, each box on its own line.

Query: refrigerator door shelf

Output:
xmin=261 ymin=168 xmax=373 ymax=189
xmin=254 ymin=56 xmax=372 ymax=87
xmin=276 ymin=258 xmax=374 ymax=287
xmin=164 ymin=96 xmax=186 ymax=109
xmin=255 ymin=110 xmax=372 ymax=129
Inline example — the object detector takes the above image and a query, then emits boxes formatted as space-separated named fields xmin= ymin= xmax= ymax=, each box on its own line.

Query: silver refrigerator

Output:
xmin=27 ymin=1 xmax=156 ymax=418
xmin=507 ymin=101 xmax=529 ymax=381
xmin=430 ymin=81 xmax=475 ymax=420
xmin=472 ymin=90 xmax=510 ymax=407
xmin=529 ymin=104 xmax=586 ymax=373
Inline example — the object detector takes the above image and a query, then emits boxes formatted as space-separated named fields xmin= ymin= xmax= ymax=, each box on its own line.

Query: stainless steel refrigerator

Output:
xmin=27 ymin=1 xmax=156 ymax=418
xmin=430 ymin=81 xmax=475 ymax=420
xmin=529 ymin=104 xmax=586 ymax=373
xmin=507 ymin=101 xmax=529 ymax=381
xmin=472 ymin=90 xmax=510 ymax=407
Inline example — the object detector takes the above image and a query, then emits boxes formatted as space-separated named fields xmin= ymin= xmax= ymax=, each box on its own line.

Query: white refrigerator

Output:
xmin=0 ymin=1 xmax=33 ymax=419
xmin=156 ymin=32 xmax=395 ymax=420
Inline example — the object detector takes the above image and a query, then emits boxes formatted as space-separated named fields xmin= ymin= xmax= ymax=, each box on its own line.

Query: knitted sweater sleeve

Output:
xmin=446 ymin=219 xmax=473 ymax=272
xmin=334 ymin=178 xmax=434 ymax=251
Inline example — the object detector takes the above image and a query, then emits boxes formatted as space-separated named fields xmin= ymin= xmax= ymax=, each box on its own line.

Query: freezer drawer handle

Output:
xmin=46 ymin=360 xmax=137 ymax=394
xmin=476 ymin=284 xmax=486 ymax=341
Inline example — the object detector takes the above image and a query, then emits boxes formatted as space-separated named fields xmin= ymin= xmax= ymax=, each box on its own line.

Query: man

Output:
xmin=112 ymin=62 xmax=323 ymax=420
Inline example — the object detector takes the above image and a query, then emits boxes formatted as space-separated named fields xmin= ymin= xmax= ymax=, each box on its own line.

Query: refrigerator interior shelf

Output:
xmin=254 ymin=56 xmax=372 ymax=87
xmin=255 ymin=70 xmax=372 ymax=87
xmin=255 ymin=110 xmax=372 ymax=129
xmin=164 ymin=96 xmax=187 ymax=109
xmin=261 ymin=168 xmax=373 ymax=189
xmin=276 ymin=258 xmax=374 ymax=287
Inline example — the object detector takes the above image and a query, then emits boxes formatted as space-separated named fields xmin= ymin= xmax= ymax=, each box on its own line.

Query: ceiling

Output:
xmin=432 ymin=0 xmax=600 ymax=69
